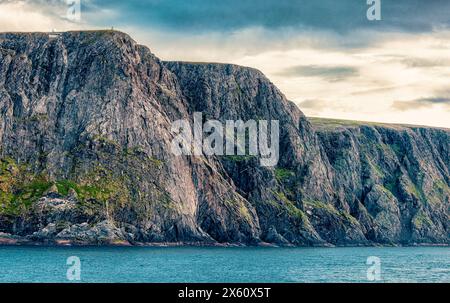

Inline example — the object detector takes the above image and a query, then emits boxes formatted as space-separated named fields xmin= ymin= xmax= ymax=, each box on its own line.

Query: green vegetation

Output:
xmin=407 ymin=182 xmax=421 ymax=199
xmin=388 ymin=143 xmax=402 ymax=155
xmin=272 ymin=191 xmax=307 ymax=221
xmin=274 ymin=168 xmax=295 ymax=182
xmin=55 ymin=180 xmax=78 ymax=196
xmin=378 ymin=184 xmax=396 ymax=199
xmin=308 ymin=117 xmax=419 ymax=131
xmin=433 ymin=180 xmax=450 ymax=196
xmin=93 ymin=135 xmax=120 ymax=147
xmin=70 ymin=166 xmax=131 ymax=207
xmin=425 ymin=180 xmax=450 ymax=205
xmin=412 ymin=210 xmax=433 ymax=229
xmin=55 ymin=179 xmax=118 ymax=204
xmin=308 ymin=117 xmax=370 ymax=129
xmin=0 ymin=158 xmax=52 ymax=215
xmin=304 ymin=200 xmax=340 ymax=216
xmin=404 ymin=180 xmax=426 ymax=203
xmin=340 ymin=211 xmax=359 ymax=225
xmin=148 ymin=157 xmax=164 ymax=168
xmin=122 ymin=146 xmax=164 ymax=168
xmin=156 ymin=192 xmax=177 ymax=211
xmin=365 ymin=157 xmax=384 ymax=178
xmin=304 ymin=200 xmax=358 ymax=225
xmin=225 ymin=198 xmax=252 ymax=222
xmin=29 ymin=113 xmax=49 ymax=123
xmin=0 ymin=157 xmax=135 ymax=216
xmin=384 ymin=180 xmax=398 ymax=197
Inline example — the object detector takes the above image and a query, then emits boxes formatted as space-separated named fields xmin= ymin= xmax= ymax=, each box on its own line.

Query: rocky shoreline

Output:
xmin=1 ymin=233 xmax=447 ymax=248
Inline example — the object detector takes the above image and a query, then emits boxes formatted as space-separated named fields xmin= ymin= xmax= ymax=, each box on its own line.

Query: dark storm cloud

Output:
xmin=277 ymin=65 xmax=359 ymax=82
xmin=83 ymin=0 xmax=450 ymax=34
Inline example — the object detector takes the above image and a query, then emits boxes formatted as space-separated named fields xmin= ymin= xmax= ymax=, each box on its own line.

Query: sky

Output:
xmin=1 ymin=0 xmax=449 ymax=127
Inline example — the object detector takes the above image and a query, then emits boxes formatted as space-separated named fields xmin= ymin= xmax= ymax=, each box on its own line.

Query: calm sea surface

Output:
xmin=0 ymin=246 xmax=448 ymax=283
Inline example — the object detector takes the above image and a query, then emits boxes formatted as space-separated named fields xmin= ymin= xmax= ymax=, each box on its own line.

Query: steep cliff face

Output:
xmin=165 ymin=62 xmax=335 ymax=246
xmin=0 ymin=31 xmax=260 ymax=245
xmin=0 ymin=31 xmax=448 ymax=246
xmin=310 ymin=118 xmax=449 ymax=244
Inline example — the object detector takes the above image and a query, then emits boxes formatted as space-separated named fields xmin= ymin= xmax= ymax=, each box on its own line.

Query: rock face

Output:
xmin=0 ymin=31 xmax=448 ymax=246
xmin=309 ymin=118 xmax=449 ymax=244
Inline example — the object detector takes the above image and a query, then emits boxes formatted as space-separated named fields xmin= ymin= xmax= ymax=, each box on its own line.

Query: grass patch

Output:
xmin=433 ymin=180 xmax=450 ymax=196
xmin=304 ymin=200 xmax=358 ymax=224
xmin=274 ymin=168 xmax=295 ymax=182
xmin=0 ymin=158 xmax=53 ymax=215
xmin=272 ymin=191 xmax=307 ymax=221
xmin=412 ymin=210 xmax=433 ymax=229
xmin=304 ymin=200 xmax=339 ymax=215
xmin=308 ymin=117 xmax=420 ymax=130
xmin=225 ymin=199 xmax=252 ymax=222
xmin=123 ymin=146 xmax=164 ymax=168
xmin=93 ymin=135 xmax=120 ymax=147
xmin=405 ymin=180 xmax=426 ymax=202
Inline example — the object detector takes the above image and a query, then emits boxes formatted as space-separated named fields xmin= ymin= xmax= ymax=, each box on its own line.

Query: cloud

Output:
xmin=400 ymin=58 xmax=449 ymax=68
xmin=80 ymin=0 xmax=450 ymax=35
xmin=297 ymin=99 xmax=356 ymax=114
xmin=418 ymin=97 xmax=450 ymax=104
xmin=392 ymin=91 xmax=450 ymax=111
xmin=298 ymin=99 xmax=328 ymax=110
xmin=0 ymin=0 xmax=90 ymax=31
xmin=277 ymin=65 xmax=359 ymax=82
xmin=351 ymin=85 xmax=402 ymax=96
xmin=1 ymin=0 xmax=450 ymax=128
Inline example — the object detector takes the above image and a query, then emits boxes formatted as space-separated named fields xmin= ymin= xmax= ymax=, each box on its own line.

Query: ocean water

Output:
xmin=0 ymin=246 xmax=448 ymax=283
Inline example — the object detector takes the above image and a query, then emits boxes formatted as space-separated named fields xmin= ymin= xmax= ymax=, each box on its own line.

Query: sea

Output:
xmin=0 ymin=246 xmax=448 ymax=283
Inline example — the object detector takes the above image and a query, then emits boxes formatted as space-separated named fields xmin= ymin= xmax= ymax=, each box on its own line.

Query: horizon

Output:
xmin=1 ymin=1 xmax=449 ymax=128
xmin=1 ymin=28 xmax=449 ymax=130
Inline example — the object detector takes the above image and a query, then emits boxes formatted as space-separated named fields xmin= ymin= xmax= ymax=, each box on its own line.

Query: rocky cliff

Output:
xmin=0 ymin=31 xmax=448 ymax=246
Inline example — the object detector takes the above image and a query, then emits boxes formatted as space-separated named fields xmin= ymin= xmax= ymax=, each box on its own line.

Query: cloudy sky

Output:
xmin=1 ymin=0 xmax=450 ymax=127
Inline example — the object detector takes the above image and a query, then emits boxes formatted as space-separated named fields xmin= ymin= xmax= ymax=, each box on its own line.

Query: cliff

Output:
xmin=0 ymin=31 xmax=448 ymax=246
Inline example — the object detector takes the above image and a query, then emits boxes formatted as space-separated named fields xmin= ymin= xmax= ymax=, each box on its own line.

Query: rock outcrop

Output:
xmin=309 ymin=118 xmax=449 ymax=244
xmin=0 ymin=31 xmax=448 ymax=246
